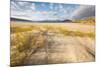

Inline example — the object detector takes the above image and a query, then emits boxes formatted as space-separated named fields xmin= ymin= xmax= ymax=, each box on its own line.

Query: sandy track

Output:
xmin=22 ymin=34 xmax=95 ymax=65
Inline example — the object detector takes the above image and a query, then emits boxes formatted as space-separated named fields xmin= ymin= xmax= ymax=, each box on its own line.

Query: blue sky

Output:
xmin=11 ymin=1 xmax=95 ymax=21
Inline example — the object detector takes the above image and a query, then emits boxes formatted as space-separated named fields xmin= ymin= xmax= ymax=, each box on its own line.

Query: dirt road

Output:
xmin=22 ymin=34 xmax=95 ymax=65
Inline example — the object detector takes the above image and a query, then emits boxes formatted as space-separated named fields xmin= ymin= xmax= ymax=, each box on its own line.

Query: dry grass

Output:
xmin=11 ymin=31 xmax=47 ymax=65
xmin=10 ymin=18 xmax=95 ymax=66
xmin=11 ymin=22 xmax=95 ymax=37
xmin=74 ymin=17 xmax=95 ymax=25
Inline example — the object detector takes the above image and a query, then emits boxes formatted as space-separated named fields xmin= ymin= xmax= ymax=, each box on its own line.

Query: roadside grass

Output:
xmin=10 ymin=25 xmax=41 ymax=34
xmin=11 ymin=27 xmax=33 ymax=33
xmin=11 ymin=24 xmax=95 ymax=38
xmin=58 ymin=27 xmax=95 ymax=38
xmin=11 ymin=32 xmax=47 ymax=65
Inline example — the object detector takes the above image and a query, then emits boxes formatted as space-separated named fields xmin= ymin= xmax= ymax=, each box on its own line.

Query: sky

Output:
xmin=11 ymin=1 xmax=95 ymax=21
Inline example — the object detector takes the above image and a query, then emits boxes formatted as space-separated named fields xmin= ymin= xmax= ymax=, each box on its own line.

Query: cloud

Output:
xmin=11 ymin=1 xmax=35 ymax=11
xmin=11 ymin=1 xmax=70 ymax=21
xmin=72 ymin=5 xmax=95 ymax=19
xmin=12 ymin=1 xmax=92 ymax=21
xmin=11 ymin=1 xmax=36 ymax=19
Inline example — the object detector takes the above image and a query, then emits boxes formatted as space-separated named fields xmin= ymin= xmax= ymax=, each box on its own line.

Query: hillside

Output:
xmin=73 ymin=17 xmax=95 ymax=25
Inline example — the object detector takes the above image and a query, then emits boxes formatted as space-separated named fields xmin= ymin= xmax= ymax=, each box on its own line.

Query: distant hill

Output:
xmin=11 ymin=17 xmax=72 ymax=22
xmin=11 ymin=17 xmax=33 ymax=22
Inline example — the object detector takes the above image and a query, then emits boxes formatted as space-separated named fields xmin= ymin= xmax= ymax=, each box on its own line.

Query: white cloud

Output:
xmin=11 ymin=1 xmax=67 ymax=21
xmin=12 ymin=1 xmax=90 ymax=21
